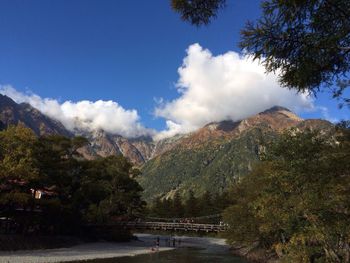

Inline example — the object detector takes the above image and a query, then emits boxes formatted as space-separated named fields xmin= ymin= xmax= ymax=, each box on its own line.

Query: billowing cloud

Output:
xmin=0 ymin=44 xmax=316 ymax=140
xmin=0 ymin=85 xmax=153 ymax=138
xmin=154 ymin=43 xmax=314 ymax=140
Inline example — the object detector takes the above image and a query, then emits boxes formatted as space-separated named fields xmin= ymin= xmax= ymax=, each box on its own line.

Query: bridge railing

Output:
xmin=121 ymin=221 xmax=227 ymax=232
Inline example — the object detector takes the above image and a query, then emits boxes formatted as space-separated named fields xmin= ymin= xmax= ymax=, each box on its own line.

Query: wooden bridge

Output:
xmin=116 ymin=221 xmax=227 ymax=233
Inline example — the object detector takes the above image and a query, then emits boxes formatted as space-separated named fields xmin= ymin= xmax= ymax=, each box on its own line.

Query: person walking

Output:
xmin=156 ymin=236 xmax=160 ymax=251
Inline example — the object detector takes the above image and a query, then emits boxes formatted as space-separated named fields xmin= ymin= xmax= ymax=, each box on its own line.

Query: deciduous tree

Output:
xmin=224 ymin=127 xmax=350 ymax=262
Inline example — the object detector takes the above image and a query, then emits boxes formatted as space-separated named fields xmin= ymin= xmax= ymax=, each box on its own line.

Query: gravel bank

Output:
xmin=0 ymin=233 xmax=229 ymax=263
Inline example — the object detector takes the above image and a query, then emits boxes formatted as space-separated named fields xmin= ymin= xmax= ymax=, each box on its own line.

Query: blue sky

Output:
xmin=0 ymin=0 xmax=348 ymax=137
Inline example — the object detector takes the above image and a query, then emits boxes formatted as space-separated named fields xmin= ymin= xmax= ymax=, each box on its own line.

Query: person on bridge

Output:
xmin=156 ymin=236 xmax=160 ymax=251
xmin=167 ymin=237 xmax=171 ymax=247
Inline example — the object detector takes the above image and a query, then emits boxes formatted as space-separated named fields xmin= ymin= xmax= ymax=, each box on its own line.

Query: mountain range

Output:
xmin=0 ymin=94 xmax=332 ymax=200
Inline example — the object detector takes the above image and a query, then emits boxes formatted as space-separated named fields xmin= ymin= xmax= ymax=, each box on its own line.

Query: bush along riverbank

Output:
xmin=230 ymin=243 xmax=278 ymax=263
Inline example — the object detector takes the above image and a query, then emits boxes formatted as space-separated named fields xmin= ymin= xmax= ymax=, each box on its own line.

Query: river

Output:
xmin=69 ymin=234 xmax=247 ymax=263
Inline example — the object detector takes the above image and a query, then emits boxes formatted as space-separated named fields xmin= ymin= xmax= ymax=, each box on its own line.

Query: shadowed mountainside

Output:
xmin=0 ymin=94 xmax=72 ymax=137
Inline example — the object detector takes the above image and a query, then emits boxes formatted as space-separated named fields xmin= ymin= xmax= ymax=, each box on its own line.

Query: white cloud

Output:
xmin=0 ymin=44 xmax=316 ymax=140
xmin=0 ymin=85 xmax=153 ymax=138
xmin=154 ymin=43 xmax=314 ymax=140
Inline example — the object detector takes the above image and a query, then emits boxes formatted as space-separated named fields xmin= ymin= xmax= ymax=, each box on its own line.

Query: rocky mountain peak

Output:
xmin=259 ymin=105 xmax=302 ymax=121
xmin=261 ymin=105 xmax=291 ymax=114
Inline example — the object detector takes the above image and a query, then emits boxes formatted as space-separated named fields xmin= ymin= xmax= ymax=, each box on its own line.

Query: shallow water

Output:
xmin=77 ymin=247 xmax=247 ymax=263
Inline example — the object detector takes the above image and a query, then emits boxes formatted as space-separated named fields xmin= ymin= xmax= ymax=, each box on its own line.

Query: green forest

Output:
xmin=146 ymin=122 xmax=350 ymax=262
xmin=223 ymin=123 xmax=350 ymax=262
xmin=1 ymin=122 xmax=350 ymax=262
xmin=0 ymin=125 xmax=145 ymax=240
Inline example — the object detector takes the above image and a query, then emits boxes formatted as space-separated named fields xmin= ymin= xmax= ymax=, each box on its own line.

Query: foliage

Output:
xmin=76 ymin=156 xmax=146 ymax=224
xmin=0 ymin=125 xmax=145 ymax=236
xmin=148 ymin=189 xmax=230 ymax=222
xmin=171 ymin=0 xmax=350 ymax=106
xmin=223 ymin=127 xmax=350 ymax=262
xmin=171 ymin=0 xmax=226 ymax=26
xmin=171 ymin=191 xmax=185 ymax=217
xmin=0 ymin=125 xmax=39 ymax=231
xmin=184 ymin=190 xmax=200 ymax=217
xmin=140 ymin=127 xmax=277 ymax=200
xmin=0 ymin=124 xmax=39 ymax=182
xmin=240 ymin=0 xmax=350 ymax=103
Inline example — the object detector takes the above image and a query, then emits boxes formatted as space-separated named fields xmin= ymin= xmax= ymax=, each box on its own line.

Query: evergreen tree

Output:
xmin=171 ymin=0 xmax=225 ymax=26
xmin=198 ymin=191 xmax=213 ymax=216
xmin=150 ymin=197 xmax=163 ymax=217
xmin=76 ymin=156 xmax=145 ymax=224
xmin=171 ymin=0 xmax=350 ymax=106
xmin=184 ymin=190 xmax=199 ymax=217
xmin=171 ymin=191 xmax=184 ymax=218
xmin=212 ymin=191 xmax=230 ymax=213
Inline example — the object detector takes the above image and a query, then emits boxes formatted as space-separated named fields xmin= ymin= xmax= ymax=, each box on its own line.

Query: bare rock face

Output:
xmin=113 ymin=136 xmax=149 ymax=166
xmin=76 ymin=131 xmax=156 ymax=166
xmin=125 ymin=137 xmax=156 ymax=162
xmin=76 ymin=131 xmax=188 ymax=166
xmin=77 ymin=130 xmax=122 ymax=160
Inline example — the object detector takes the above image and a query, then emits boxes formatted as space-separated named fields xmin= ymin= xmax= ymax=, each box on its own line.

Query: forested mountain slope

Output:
xmin=139 ymin=107 xmax=332 ymax=200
